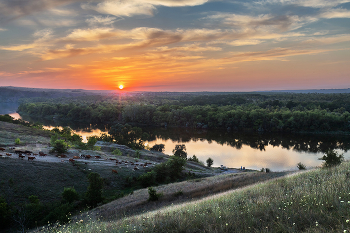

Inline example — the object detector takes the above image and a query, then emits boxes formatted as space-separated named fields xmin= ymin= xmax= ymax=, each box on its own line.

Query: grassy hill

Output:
xmin=45 ymin=162 xmax=350 ymax=233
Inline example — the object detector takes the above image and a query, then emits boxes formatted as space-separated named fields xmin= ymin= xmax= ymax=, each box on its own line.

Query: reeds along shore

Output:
xmin=48 ymin=161 xmax=350 ymax=233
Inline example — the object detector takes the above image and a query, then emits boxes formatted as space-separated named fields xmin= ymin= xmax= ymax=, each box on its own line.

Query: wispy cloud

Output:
xmin=81 ymin=0 xmax=208 ymax=17
xmin=86 ymin=16 xmax=117 ymax=26
xmin=0 ymin=28 xmax=53 ymax=51
xmin=258 ymin=0 xmax=350 ymax=8
xmin=0 ymin=0 xmax=85 ymax=22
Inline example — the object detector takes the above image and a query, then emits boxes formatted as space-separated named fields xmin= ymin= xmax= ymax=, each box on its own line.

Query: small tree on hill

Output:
xmin=85 ymin=173 xmax=103 ymax=208
xmin=206 ymin=157 xmax=213 ymax=167
xmin=319 ymin=150 xmax=344 ymax=168
xmin=51 ymin=139 xmax=68 ymax=154
xmin=173 ymin=144 xmax=187 ymax=159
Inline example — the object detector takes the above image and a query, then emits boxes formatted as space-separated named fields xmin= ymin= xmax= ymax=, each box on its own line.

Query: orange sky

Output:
xmin=0 ymin=0 xmax=350 ymax=91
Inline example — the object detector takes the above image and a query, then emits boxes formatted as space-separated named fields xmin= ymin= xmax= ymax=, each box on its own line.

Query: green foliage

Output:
xmin=85 ymin=173 xmax=104 ymax=208
xmin=154 ymin=156 xmax=187 ymax=183
xmin=15 ymin=138 xmax=21 ymax=145
xmin=62 ymin=187 xmax=79 ymax=204
xmin=150 ymin=144 xmax=165 ymax=152
xmin=173 ymin=144 xmax=187 ymax=159
xmin=188 ymin=155 xmax=199 ymax=163
xmin=148 ymin=187 xmax=163 ymax=201
xmin=319 ymin=149 xmax=344 ymax=167
xmin=109 ymin=123 xmax=149 ymax=149
xmin=297 ymin=162 xmax=306 ymax=170
xmin=135 ymin=150 xmax=141 ymax=158
xmin=51 ymin=139 xmax=68 ymax=154
xmin=50 ymin=134 xmax=58 ymax=146
xmin=206 ymin=157 xmax=213 ymax=167
xmin=112 ymin=148 xmax=122 ymax=156
xmin=138 ymin=170 xmax=157 ymax=188
xmin=28 ymin=195 xmax=39 ymax=204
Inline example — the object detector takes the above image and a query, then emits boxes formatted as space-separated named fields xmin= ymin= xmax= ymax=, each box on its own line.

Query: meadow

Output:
xmin=45 ymin=161 xmax=350 ymax=233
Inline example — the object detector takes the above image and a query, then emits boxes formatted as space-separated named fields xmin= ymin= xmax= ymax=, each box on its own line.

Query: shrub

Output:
xmin=62 ymin=187 xmax=79 ymax=204
xmin=51 ymin=139 xmax=68 ymax=154
xmin=154 ymin=156 xmax=187 ymax=183
xmin=319 ymin=149 xmax=344 ymax=167
xmin=188 ymin=155 xmax=199 ymax=163
xmin=206 ymin=157 xmax=213 ymax=167
xmin=265 ymin=168 xmax=271 ymax=173
xmin=135 ymin=150 xmax=141 ymax=158
xmin=138 ymin=171 xmax=157 ymax=188
xmin=15 ymin=138 xmax=21 ymax=145
xmin=150 ymin=144 xmax=165 ymax=152
xmin=85 ymin=173 xmax=104 ymax=208
xmin=297 ymin=162 xmax=306 ymax=170
xmin=148 ymin=187 xmax=163 ymax=201
xmin=112 ymin=148 xmax=122 ymax=156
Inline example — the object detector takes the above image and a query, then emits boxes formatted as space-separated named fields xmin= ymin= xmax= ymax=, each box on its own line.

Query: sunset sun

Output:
xmin=119 ymin=85 xmax=124 ymax=90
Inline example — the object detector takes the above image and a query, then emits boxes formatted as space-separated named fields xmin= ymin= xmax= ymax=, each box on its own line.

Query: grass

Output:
xmin=45 ymin=162 xmax=350 ymax=233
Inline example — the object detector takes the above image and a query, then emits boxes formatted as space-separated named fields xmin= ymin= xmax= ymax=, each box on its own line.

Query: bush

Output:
xmin=206 ymin=157 xmax=213 ymax=167
xmin=138 ymin=171 xmax=157 ymax=188
xmin=148 ymin=187 xmax=163 ymax=201
xmin=0 ymin=196 xmax=10 ymax=230
xmin=154 ymin=156 xmax=187 ymax=183
xmin=188 ymin=155 xmax=199 ymax=163
xmin=15 ymin=138 xmax=21 ymax=145
xmin=112 ymin=148 xmax=122 ymax=156
xmin=62 ymin=187 xmax=79 ymax=204
xmin=51 ymin=139 xmax=68 ymax=154
xmin=297 ymin=162 xmax=306 ymax=170
xmin=265 ymin=168 xmax=271 ymax=173
xmin=85 ymin=173 xmax=104 ymax=208
xmin=150 ymin=144 xmax=165 ymax=152
xmin=319 ymin=150 xmax=344 ymax=168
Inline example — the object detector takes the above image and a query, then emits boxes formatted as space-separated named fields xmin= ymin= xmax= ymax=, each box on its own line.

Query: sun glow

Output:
xmin=119 ymin=84 xmax=124 ymax=90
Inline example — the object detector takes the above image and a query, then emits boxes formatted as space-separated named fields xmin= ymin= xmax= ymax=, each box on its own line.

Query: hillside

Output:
xmin=44 ymin=162 xmax=350 ymax=233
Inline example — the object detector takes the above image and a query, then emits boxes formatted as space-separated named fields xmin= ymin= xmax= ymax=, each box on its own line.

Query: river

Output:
xmin=1 ymin=102 xmax=350 ymax=171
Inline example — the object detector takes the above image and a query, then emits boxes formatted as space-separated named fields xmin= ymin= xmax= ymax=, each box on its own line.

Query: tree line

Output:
xmin=17 ymin=92 xmax=350 ymax=133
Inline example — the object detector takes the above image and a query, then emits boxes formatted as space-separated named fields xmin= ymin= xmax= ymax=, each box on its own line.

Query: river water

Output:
xmin=1 ymin=103 xmax=350 ymax=171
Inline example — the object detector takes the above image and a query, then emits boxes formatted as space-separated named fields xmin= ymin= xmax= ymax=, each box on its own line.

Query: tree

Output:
xmin=62 ymin=187 xmax=79 ymax=204
xmin=173 ymin=144 xmax=187 ymax=159
xmin=206 ymin=157 xmax=213 ymax=167
xmin=150 ymin=144 xmax=165 ymax=152
xmin=51 ymin=139 xmax=68 ymax=154
xmin=85 ymin=173 xmax=103 ymax=207
xmin=319 ymin=150 xmax=344 ymax=167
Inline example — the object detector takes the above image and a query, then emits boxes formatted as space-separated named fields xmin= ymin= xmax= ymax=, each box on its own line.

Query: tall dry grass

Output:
xmin=46 ymin=161 xmax=350 ymax=233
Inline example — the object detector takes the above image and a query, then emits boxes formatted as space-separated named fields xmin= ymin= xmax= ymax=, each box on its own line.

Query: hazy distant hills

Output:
xmin=259 ymin=88 xmax=350 ymax=94
xmin=1 ymin=86 xmax=350 ymax=103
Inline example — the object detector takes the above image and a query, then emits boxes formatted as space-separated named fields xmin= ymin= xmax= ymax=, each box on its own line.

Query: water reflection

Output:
xmin=2 ymin=109 xmax=350 ymax=171
xmin=144 ymin=128 xmax=350 ymax=171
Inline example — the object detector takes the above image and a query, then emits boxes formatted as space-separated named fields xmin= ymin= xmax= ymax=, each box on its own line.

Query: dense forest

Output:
xmin=17 ymin=92 xmax=350 ymax=133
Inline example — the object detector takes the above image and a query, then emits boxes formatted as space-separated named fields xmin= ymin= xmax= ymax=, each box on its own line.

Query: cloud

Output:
xmin=86 ymin=16 xmax=117 ymax=26
xmin=207 ymin=13 xmax=315 ymax=32
xmin=0 ymin=28 xmax=53 ymax=51
xmin=228 ymin=39 xmax=263 ymax=46
xmin=81 ymin=0 xmax=208 ymax=17
xmin=303 ymin=34 xmax=350 ymax=45
xmin=320 ymin=9 xmax=350 ymax=19
xmin=62 ymin=27 xmax=117 ymax=41
xmin=258 ymin=0 xmax=350 ymax=8
xmin=0 ymin=0 xmax=86 ymax=22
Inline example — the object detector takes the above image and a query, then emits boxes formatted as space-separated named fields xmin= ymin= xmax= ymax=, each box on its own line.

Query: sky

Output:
xmin=0 ymin=0 xmax=350 ymax=92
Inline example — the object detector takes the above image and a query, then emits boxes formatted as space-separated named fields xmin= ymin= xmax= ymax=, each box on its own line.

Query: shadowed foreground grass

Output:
xmin=45 ymin=162 xmax=350 ymax=233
